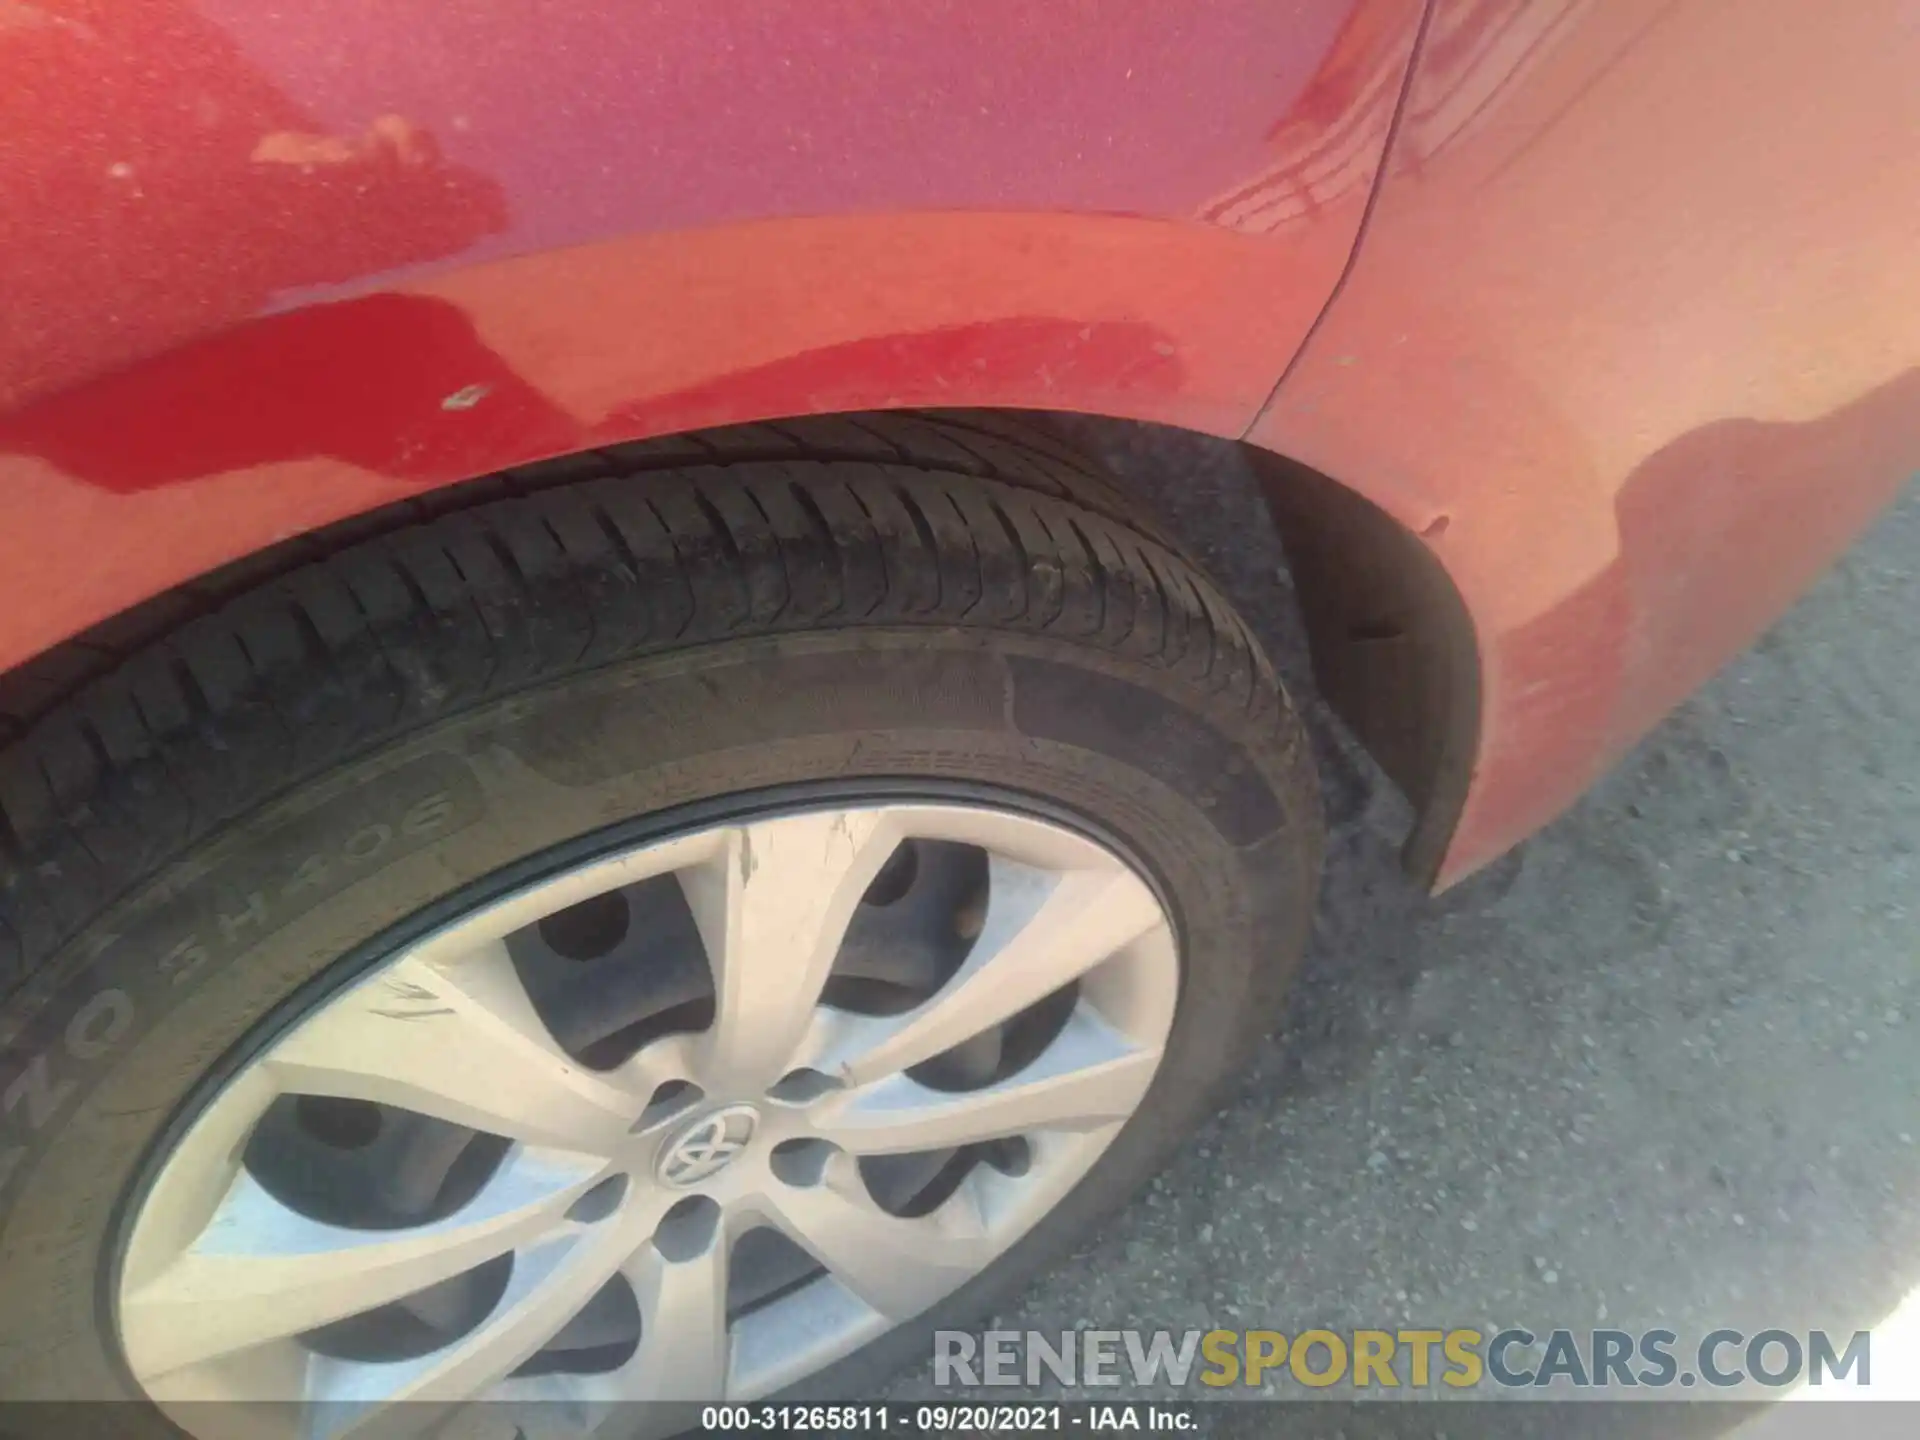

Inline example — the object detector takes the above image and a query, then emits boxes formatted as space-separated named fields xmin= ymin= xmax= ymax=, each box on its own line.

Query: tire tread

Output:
xmin=0 ymin=412 xmax=1298 ymax=1000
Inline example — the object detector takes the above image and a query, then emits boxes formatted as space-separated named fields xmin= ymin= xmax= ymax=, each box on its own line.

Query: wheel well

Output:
xmin=0 ymin=409 xmax=1479 ymax=884
xmin=1052 ymin=415 xmax=1480 ymax=888
xmin=1244 ymin=446 xmax=1480 ymax=886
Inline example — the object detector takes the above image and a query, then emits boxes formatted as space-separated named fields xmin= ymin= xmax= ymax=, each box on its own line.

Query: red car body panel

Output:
xmin=1253 ymin=0 xmax=1920 ymax=881
xmin=0 ymin=0 xmax=1421 ymax=668
xmin=2 ymin=0 xmax=1916 ymax=886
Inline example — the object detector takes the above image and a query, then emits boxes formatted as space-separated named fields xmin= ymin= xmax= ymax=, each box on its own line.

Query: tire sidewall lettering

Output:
xmin=0 ymin=762 xmax=480 ymax=1208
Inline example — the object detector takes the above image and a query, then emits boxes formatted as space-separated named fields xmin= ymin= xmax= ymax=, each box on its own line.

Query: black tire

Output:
xmin=0 ymin=413 xmax=1321 ymax=1415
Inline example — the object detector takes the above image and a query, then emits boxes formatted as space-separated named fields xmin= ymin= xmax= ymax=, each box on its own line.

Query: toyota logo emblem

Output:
xmin=656 ymin=1104 xmax=761 ymax=1186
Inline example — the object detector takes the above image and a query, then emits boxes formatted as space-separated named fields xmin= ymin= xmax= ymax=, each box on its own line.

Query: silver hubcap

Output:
xmin=115 ymin=802 xmax=1179 ymax=1436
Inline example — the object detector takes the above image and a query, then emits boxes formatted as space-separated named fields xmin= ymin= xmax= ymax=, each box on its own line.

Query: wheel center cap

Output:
xmin=655 ymin=1103 xmax=761 ymax=1186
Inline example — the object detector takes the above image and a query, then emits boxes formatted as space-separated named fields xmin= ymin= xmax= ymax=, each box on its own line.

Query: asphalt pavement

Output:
xmin=894 ymin=428 xmax=1920 ymax=1434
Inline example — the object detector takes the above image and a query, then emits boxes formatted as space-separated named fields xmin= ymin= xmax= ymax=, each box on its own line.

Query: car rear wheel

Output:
xmin=0 ymin=414 xmax=1321 ymax=1438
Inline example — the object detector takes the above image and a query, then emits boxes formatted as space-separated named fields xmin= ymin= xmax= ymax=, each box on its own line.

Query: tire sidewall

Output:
xmin=0 ymin=626 xmax=1317 ymax=1407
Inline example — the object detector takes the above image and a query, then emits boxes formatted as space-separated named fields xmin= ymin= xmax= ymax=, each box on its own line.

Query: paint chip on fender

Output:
xmin=441 ymin=384 xmax=491 ymax=411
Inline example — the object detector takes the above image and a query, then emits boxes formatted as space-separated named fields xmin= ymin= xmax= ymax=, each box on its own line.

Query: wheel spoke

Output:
xmin=680 ymin=810 xmax=903 ymax=1091
xmin=760 ymin=1153 xmax=990 ymax=1320
xmin=300 ymin=1227 xmax=637 ymax=1433
xmin=265 ymin=942 xmax=649 ymax=1154
xmin=812 ymin=1005 xmax=1160 ymax=1154
xmin=120 ymin=1149 xmax=605 ymax=1379
xmin=811 ymin=858 xmax=1165 ymax=1087
xmin=605 ymin=1225 xmax=733 ymax=1401
xmin=116 ymin=1064 xmax=281 ymax=1295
